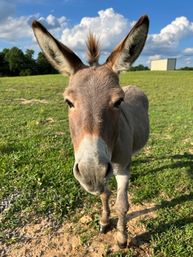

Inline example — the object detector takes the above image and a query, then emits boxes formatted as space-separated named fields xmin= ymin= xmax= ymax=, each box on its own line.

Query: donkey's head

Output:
xmin=32 ymin=15 xmax=149 ymax=194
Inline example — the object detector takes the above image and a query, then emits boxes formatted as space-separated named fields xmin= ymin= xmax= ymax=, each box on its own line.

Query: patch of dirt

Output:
xmin=19 ymin=98 xmax=48 ymax=104
xmin=163 ymin=134 xmax=172 ymax=140
xmin=55 ymin=132 xmax=65 ymax=136
xmin=143 ymin=146 xmax=152 ymax=155
xmin=38 ymin=117 xmax=55 ymax=125
xmin=189 ymin=148 xmax=193 ymax=154
xmin=0 ymin=196 xmax=157 ymax=257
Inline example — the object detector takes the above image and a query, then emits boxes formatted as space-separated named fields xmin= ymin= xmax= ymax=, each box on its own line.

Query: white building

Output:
xmin=150 ymin=58 xmax=176 ymax=71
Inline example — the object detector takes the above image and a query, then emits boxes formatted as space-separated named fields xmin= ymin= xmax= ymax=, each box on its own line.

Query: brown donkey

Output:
xmin=32 ymin=15 xmax=149 ymax=248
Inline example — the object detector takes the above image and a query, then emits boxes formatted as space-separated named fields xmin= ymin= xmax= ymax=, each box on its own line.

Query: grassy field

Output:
xmin=0 ymin=71 xmax=193 ymax=256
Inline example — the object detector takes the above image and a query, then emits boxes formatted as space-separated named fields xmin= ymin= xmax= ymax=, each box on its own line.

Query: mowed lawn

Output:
xmin=0 ymin=71 xmax=193 ymax=256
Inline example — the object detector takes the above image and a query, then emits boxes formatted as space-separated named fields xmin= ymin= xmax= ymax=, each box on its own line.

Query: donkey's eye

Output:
xmin=65 ymin=99 xmax=74 ymax=108
xmin=113 ymin=98 xmax=124 ymax=108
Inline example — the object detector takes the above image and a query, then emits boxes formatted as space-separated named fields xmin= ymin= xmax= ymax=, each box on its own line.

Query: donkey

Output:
xmin=32 ymin=15 xmax=149 ymax=248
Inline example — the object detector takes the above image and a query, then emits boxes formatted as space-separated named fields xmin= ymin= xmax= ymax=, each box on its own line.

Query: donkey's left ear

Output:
xmin=106 ymin=15 xmax=149 ymax=73
xmin=32 ymin=20 xmax=85 ymax=76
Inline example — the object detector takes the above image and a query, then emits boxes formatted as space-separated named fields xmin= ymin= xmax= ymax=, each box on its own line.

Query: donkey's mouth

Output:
xmin=73 ymin=161 xmax=113 ymax=195
xmin=77 ymin=179 xmax=105 ymax=195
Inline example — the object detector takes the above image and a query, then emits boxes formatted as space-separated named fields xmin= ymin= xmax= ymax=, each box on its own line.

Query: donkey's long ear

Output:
xmin=106 ymin=15 xmax=149 ymax=73
xmin=32 ymin=21 xmax=85 ymax=76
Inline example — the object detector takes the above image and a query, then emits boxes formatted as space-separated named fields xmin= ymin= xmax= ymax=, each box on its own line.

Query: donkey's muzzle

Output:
xmin=73 ymin=161 xmax=112 ymax=194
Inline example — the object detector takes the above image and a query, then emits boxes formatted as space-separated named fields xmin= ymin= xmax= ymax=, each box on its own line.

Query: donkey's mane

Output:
xmin=86 ymin=32 xmax=100 ymax=66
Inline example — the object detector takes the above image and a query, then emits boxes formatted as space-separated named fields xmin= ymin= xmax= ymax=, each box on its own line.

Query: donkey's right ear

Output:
xmin=32 ymin=20 xmax=85 ymax=76
xmin=106 ymin=15 xmax=149 ymax=73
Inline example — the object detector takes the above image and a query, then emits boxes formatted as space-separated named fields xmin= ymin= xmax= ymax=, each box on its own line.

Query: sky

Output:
xmin=0 ymin=0 xmax=193 ymax=68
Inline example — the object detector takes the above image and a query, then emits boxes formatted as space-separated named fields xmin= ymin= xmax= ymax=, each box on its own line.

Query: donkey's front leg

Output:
xmin=99 ymin=188 xmax=111 ymax=233
xmin=115 ymin=174 xmax=129 ymax=248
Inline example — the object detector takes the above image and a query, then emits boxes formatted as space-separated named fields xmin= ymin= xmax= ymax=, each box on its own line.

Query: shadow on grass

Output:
xmin=76 ymin=152 xmax=193 ymax=248
xmin=132 ymin=152 xmax=193 ymax=180
xmin=127 ymin=192 xmax=193 ymax=246
xmin=130 ymin=216 xmax=193 ymax=247
xmin=0 ymin=142 xmax=25 ymax=154
xmin=102 ymin=192 xmax=193 ymax=241
xmin=127 ymin=192 xmax=193 ymax=222
xmin=129 ymin=152 xmax=193 ymax=245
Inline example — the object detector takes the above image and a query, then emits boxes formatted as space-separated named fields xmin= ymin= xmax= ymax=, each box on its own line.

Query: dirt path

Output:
xmin=0 ymin=197 xmax=157 ymax=257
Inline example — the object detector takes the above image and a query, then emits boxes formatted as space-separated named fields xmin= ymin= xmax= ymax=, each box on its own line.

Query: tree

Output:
xmin=0 ymin=51 xmax=10 ymax=76
xmin=130 ymin=64 xmax=149 ymax=71
xmin=0 ymin=48 xmax=58 ymax=76
xmin=36 ymin=52 xmax=57 ymax=75
xmin=24 ymin=49 xmax=37 ymax=75
xmin=179 ymin=66 xmax=193 ymax=70
xmin=25 ymin=49 xmax=34 ymax=60
xmin=5 ymin=47 xmax=26 ymax=76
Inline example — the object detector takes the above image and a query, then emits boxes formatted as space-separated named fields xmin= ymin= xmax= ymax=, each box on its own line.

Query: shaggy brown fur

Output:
xmin=86 ymin=32 xmax=100 ymax=66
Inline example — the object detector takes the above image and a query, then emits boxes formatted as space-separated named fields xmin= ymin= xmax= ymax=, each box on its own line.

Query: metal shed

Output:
xmin=150 ymin=58 xmax=176 ymax=71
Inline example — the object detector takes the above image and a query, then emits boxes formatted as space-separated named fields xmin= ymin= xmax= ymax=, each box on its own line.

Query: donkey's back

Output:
xmin=121 ymin=85 xmax=149 ymax=154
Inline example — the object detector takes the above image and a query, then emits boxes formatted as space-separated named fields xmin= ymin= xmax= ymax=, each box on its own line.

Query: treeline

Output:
xmin=0 ymin=47 xmax=57 ymax=76
xmin=2 ymin=47 xmax=192 ymax=77
xmin=0 ymin=47 xmax=150 ymax=76
xmin=179 ymin=66 xmax=193 ymax=70
xmin=130 ymin=64 xmax=149 ymax=71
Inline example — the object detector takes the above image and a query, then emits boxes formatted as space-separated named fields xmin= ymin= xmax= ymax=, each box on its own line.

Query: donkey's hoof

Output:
xmin=99 ymin=224 xmax=109 ymax=234
xmin=117 ymin=241 xmax=127 ymax=249
xmin=117 ymin=231 xmax=127 ymax=248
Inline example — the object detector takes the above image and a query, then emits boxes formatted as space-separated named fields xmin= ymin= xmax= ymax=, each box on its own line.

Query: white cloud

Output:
xmin=146 ymin=54 xmax=162 ymax=66
xmin=153 ymin=16 xmax=193 ymax=45
xmin=60 ymin=12 xmax=193 ymax=65
xmin=145 ymin=16 xmax=193 ymax=55
xmin=148 ymin=54 xmax=162 ymax=61
xmin=37 ymin=14 xmax=67 ymax=31
xmin=0 ymin=8 xmax=193 ymax=67
xmin=183 ymin=48 xmax=193 ymax=55
xmin=0 ymin=16 xmax=34 ymax=41
xmin=60 ymin=8 xmax=131 ymax=53
xmin=184 ymin=57 xmax=192 ymax=65
xmin=0 ymin=14 xmax=67 ymax=42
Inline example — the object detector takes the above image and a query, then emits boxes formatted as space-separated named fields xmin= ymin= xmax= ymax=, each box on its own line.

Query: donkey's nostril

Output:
xmin=105 ymin=163 xmax=112 ymax=178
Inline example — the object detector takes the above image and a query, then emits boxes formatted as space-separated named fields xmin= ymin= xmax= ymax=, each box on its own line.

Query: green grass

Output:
xmin=0 ymin=71 xmax=193 ymax=256
xmin=0 ymin=75 xmax=90 ymax=240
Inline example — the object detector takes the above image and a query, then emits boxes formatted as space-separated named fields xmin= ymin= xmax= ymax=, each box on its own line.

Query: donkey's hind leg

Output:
xmin=115 ymin=174 xmax=129 ymax=248
xmin=99 ymin=188 xmax=111 ymax=233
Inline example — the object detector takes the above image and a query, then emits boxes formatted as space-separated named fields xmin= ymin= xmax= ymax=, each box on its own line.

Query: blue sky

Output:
xmin=1 ymin=0 xmax=193 ymax=67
